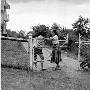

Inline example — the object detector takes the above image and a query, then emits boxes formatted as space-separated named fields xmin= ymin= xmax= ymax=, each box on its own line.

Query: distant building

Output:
xmin=1 ymin=0 xmax=10 ymax=36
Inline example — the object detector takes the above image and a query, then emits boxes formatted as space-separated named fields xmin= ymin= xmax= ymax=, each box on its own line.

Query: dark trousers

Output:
xmin=51 ymin=46 xmax=62 ymax=65
xmin=34 ymin=47 xmax=44 ymax=61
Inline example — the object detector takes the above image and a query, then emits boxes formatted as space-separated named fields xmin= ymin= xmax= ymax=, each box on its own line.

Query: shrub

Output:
xmin=67 ymin=31 xmax=78 ymax=53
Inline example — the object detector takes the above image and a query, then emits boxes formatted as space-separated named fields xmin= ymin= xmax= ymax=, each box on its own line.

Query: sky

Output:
xmin=7 ymin=0 xmax=90 ymax=33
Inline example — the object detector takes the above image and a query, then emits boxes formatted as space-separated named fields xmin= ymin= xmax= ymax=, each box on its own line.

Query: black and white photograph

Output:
xmin=1 ymin=0 xmax=90 ymax=90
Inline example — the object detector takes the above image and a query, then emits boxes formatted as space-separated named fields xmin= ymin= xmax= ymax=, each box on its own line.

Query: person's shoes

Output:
xmin=41 ymin=69 xmax=46 ymax=71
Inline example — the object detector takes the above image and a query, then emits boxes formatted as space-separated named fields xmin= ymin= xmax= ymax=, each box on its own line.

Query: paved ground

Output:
xmin=1 ymin=48 xmax=90 ymax=90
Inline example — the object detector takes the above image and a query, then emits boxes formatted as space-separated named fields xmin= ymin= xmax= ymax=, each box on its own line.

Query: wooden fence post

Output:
xmin=78 ymin=33 xmax=81 ymax=62
xmin=67 ymin=33 xmax=68 ymax=44
xmin=28 ymin=33 xmax=33 ymax=70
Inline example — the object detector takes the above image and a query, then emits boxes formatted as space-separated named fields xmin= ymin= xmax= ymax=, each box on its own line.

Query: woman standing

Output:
xmin=50 ymin=30 xmax=62 ymax=70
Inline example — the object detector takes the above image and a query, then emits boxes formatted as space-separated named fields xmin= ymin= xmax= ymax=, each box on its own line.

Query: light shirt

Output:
xmin=51 ymin=35 xmax=59 ymax=45
xmin=33 ymin=35 xmax=44 ymax=48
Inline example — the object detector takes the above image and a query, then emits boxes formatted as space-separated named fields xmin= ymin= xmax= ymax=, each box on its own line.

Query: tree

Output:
xmin=72 ymin=16 xmax=90 ymax=37
xmin=11 ymin=31 xmax=18 ymax=38
xmin=6 ymin=29 xmax=12 ymax=37
xmin=51 ymin=23 xmax=66 ymax=39
xmin=18 ymin=30 xmax=26 ymax=38
xmin=32 ymin=24 xmax=53 ymax=46
xmin=32 ymin=24 xmax=52 ymax=38
xmin=51 ymin=23 xmax=60 ymax=30
xmin=6 ymin=29 xmax=18 ymax=37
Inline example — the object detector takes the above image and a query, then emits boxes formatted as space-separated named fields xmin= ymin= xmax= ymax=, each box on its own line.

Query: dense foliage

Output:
xmin=72 ymin=16 xmax=90 ymax=37
xmin=6 ymin=29 xmax=28 ymax=39
xmin=32 ymin=24 xmax=52 ymax=38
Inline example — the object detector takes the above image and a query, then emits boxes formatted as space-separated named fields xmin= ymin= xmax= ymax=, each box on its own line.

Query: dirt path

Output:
xmin=1 ymin=49 xmax=90 ymax=90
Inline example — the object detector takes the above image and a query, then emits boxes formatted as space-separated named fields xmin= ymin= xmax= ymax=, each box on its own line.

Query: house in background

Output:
xmin=1 ymin=0 xmax=10 ymax=36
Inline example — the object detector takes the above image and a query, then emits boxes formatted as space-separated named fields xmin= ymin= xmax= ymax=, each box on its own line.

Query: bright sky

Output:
xmin=7 ymin=0 xmax=90 ymax=33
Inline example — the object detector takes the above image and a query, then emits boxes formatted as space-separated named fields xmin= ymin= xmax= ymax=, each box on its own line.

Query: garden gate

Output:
xmin=30 ymin=34 xmax=69 ymax=71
